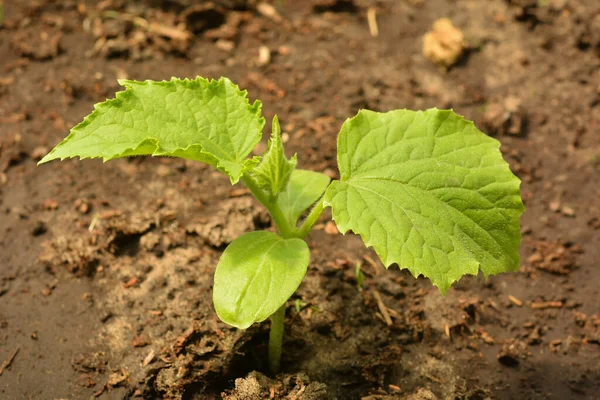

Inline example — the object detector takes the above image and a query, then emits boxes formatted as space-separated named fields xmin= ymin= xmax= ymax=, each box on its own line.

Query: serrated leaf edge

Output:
xmin=38 ymin=77 xmax=265 ymax=184
xmin=325 ymin=108 xmax=524 ymax=294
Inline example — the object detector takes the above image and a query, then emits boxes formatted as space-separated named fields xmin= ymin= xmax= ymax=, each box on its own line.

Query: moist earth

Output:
xmin=0 ymin=0 xmax=599 ymax=399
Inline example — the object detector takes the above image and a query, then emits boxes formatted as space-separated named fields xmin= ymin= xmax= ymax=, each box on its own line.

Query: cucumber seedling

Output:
xmin=39 ymin=77 xmax=524 ymax=373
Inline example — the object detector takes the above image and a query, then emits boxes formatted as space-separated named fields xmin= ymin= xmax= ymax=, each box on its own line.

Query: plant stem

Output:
xmin=263 ymin=199 xmax=325 ymax=374
xmin=295 ymin=197 xmax=326 ymax=239
xmin=241 ymin=175 xmax=294 ymax=238
xmin=242 ymin=174 xmax=294 ymax=374
xmin=268 ymin=304 xmax=286 ymax=374
xmin=242 ymin=175 xmax=328 ymax=375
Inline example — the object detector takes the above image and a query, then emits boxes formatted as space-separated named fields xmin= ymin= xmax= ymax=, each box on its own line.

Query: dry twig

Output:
xmin=531 ymin=301 xmax=563 ymax=309
xmin=367 ymin=7 xmax=378 ymax=37
xmin=0 ymin=348 xmax=19 ymax=375
xmin=373 ymin=290 xmax=393 ymax=326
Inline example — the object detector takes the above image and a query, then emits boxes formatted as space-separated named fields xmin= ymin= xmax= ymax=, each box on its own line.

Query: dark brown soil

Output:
xmin=1 ymin=0 xmax=599 ymax=399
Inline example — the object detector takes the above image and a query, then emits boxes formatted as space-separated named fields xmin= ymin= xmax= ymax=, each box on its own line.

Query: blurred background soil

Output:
xmin=0 ymin=0 xmax=599 ymax=399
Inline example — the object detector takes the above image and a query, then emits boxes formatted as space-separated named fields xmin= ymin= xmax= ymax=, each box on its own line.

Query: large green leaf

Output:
xmin=213 ymin=231 xmax=309 ymax=329
xmin=251 ymin=116 xmax=297 ymax=199
xmin=39 ymin=77 xmax=265 ymax=183
xmin=324 ymin=109 xmax=524 ymax=293
xmin=277 ymin=169 xmax=330 ymax=227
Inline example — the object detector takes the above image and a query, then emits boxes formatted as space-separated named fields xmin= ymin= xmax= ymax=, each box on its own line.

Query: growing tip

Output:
xmin=271 ymin=115 xmax=281 ymax=137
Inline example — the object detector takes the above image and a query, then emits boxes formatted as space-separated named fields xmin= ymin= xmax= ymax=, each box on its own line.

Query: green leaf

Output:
xmin=324 ymin=109 xmax=524 ymax=293
xmin=277 ymin=169 xmax=330 ymax=227
xmin=38 ymin=77 xmax=265 ymax=184
xmin=213 ymin=231 xmax=310 ymax=329
xmin=252 ymin=116 xmax=297 ymax=198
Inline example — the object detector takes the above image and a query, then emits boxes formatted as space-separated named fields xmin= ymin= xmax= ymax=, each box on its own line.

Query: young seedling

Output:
xmin=355 ymin=263 xmax=366 ymax=289
xmin=39 ymin=77 xmax=524 ymax=374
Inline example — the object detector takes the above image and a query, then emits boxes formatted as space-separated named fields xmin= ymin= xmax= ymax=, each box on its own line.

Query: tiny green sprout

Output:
xmin=39 ymin=77 xmax=524 ymax=374
xmin=355 ymin=263 xmax=366 ymax=289
xmin=294 ymin=299 xmax=307 ymax=313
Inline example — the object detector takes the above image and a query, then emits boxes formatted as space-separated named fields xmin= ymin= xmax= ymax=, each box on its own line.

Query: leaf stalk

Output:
xmin=294 ymin=197 xmax=326 ymax=239
xmin=241 ymin=174 xmax=294 ymax=238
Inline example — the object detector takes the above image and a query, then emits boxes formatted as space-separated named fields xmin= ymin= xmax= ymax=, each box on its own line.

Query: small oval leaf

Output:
xmin=213 ymin=231 xmax=310 ymax=329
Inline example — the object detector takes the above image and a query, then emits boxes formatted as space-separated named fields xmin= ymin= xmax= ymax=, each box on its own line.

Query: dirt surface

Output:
xmin=1 ymin=0 xmax=599 ymax=399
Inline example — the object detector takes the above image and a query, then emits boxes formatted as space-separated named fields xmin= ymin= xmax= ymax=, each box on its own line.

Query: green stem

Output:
xmin=241 ymin=175 xmax=294 ymax=238
xmin=268 ymin=304 xmax=286 ymax=374
xmin=242 ymin=175 xmax=327 ymax=375
xmin=295 ymin=198 xmax=326 ymax=239
xmin=242 ymin=174 xmax=292 ymax=374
